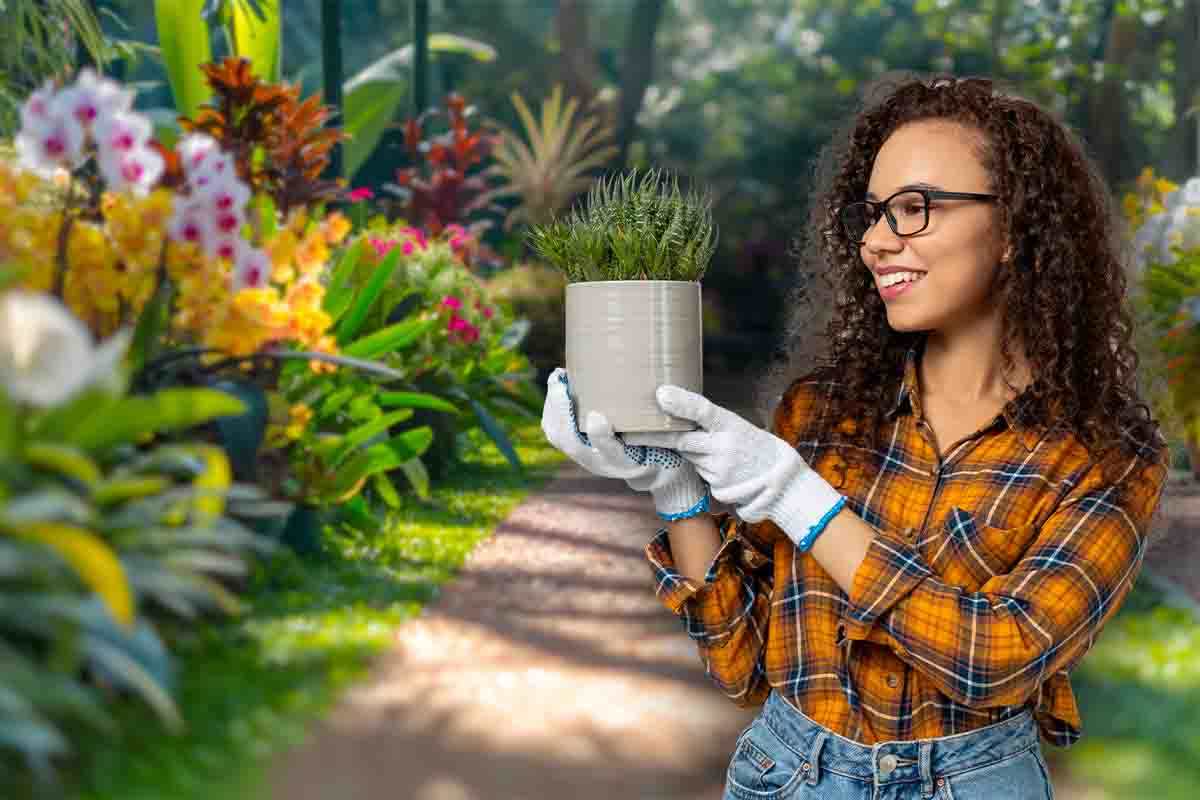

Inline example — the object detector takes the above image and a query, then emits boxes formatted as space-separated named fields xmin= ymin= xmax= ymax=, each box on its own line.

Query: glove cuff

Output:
xmin=766 ymin=464 xmax=846 ymax=549
xmin=651 ymin=465 xmax=710 ymax=520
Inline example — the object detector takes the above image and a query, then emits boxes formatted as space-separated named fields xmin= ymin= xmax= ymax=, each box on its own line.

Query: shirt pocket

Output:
xmin=922 ymin=507 xmax=1040 ymax=592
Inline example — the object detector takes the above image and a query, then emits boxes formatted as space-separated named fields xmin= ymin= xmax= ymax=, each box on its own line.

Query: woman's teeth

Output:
xmin=879 ymin=271 xmax=925 ymax=287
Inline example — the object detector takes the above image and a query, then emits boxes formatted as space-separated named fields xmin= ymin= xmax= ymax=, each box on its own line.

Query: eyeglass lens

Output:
xmin=841 ymin=190 xmax=929 ymax=242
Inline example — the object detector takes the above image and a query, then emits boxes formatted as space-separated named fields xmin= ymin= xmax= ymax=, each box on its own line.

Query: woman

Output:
xmin=541 ymin=74 xmax=1170 ymax=799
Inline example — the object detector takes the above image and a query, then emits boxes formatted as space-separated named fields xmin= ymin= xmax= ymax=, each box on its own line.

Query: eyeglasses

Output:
xmin=837 ymin=188 xmax=998 ymax=244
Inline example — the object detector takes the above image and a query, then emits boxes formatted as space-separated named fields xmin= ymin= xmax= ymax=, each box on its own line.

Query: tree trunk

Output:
xmin=1086 ymin=9 xmax=1138 ymax=185
xmin=1166 ymin=0 xmax=1200 ymax=180
xmin=555 ymin=0 xmax=599 ymax=108
xmin=614 ymin=0 xmax=666 ymax=168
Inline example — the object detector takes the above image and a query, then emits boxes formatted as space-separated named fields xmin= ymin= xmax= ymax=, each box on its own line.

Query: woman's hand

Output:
xmin=540 ymin=368 xmax=709 ymax=519
xmin=624 ymin=385 xmax=845 ymax=545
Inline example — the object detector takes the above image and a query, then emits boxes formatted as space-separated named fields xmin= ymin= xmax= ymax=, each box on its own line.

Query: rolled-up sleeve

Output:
xmin=644 ymin=511 xmax=778 ymax=705
xmin=838 ymin=448 xmax=1168 ymax=709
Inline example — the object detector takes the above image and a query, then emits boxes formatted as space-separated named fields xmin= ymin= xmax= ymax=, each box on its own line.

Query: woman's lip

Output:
xmin=877 ymin=273 xmax=924 ymax=300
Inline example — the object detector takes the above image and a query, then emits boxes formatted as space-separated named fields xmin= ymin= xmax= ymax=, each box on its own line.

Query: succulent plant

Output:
xmin=527 ymin=167 xmax=717 ymax=282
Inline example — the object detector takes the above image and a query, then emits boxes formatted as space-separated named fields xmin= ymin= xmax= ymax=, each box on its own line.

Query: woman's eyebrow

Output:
xmin=865 ymin=182 xmax=944 ymax=201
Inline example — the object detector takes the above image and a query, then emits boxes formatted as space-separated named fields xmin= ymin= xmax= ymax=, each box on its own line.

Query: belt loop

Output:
xmin=805 ymin=732 xmax=828 ymax=786
xmin=919 ymin=740 xmax=934 ymax=797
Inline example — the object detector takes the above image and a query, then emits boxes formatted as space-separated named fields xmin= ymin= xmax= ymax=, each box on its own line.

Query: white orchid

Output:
xmin=0 ymin=291 xmax=131 ymax=408
xmin=232 ymin=246 xmax=272 ymax=291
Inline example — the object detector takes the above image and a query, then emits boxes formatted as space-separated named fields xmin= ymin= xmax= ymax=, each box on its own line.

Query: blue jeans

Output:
xmin=723 ymin=689 xmax=1054 ymax=800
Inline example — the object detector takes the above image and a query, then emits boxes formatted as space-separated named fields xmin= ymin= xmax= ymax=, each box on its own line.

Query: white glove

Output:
xmin=540 ymin=367 xmax=710 ymax=519
xmin=624 ymin=385 xmax=845 ymax=549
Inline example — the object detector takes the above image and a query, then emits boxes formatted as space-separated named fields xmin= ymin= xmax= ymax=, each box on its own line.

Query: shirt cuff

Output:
xmin=648 ymin=513 xmax=768 ymax=614
xmin=837 ymin=524 xmax=932 ymax=645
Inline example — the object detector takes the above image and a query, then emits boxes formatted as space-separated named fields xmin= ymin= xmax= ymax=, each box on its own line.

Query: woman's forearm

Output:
xmin=664 ymin=513 xmax=723 ymax=585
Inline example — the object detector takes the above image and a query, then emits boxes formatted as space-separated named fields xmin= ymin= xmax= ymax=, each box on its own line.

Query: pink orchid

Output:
xmin=348 ymin=187 xmax=375 ymax=202
xmin=233 ymin=246 xmax=272 ymax=291
xmin=441 ymin=295 xmax=463 ymax=310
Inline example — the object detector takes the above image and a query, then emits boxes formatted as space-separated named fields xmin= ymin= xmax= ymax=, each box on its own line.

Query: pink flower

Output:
xmin=348 ymin=187 xmax=375 ymax=202
xmin=398 ymin=226 xmax=428 ymax=249
xmin=369 ymin=236 xmax=397 ymax=259
xmin=15 ymin=112 xmax=84 ymax=174
xmin=441 ymin=295 xmax=463 ymax=311
xmin=481 ymin=306 xmax=494 ymax=319
xmin=449 ymin=235 xmax=466 ymax=251
xmin=447 ymin=313 xmax=468 ymax=331
xmin=402 ymin=240 xmax=416 ymax=255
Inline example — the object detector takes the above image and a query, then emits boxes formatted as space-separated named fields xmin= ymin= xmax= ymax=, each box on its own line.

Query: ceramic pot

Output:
xmin=564 ymin=280 xmax=703 ymax=433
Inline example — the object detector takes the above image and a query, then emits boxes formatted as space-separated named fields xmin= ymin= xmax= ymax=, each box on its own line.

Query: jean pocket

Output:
xmin=938 ymin=746 xmax=1052 ymax=800
xmin=724 ymin=720 xmax=806 ymax=800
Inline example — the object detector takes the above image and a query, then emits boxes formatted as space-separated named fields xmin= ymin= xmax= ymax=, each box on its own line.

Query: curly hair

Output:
xmin=753 ymin=72 xmax=1166 ymax=487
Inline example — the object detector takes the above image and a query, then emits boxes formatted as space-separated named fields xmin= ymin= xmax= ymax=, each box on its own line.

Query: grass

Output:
xmin=3 ymin=417 xmax=565 ymax=800
xmin=1049 ymin=574 xmax=1200 ymax=799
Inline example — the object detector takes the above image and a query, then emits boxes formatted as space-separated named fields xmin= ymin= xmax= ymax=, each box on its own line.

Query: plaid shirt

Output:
xmin=644 ymin=343 xmax=1169 ymax=746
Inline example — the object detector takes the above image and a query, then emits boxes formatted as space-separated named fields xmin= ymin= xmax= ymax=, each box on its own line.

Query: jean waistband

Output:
xmin=759 ymin=689 xmax=1039 ymax=788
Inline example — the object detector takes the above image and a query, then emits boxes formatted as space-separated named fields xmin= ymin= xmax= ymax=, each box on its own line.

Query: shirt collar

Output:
xmin=883 ymin=335 xmax=1045 ymax=452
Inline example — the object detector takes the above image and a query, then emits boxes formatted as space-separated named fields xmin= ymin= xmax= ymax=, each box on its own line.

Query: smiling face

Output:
xmin=859 ymin=119 xmax=1010 ymax=334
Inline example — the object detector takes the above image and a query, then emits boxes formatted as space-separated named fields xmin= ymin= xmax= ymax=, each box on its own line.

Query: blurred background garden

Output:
xmin=2 ymin=1 xmax=1200 ymax=798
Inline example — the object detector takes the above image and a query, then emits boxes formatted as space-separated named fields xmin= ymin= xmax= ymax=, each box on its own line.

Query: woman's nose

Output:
xmin=861 ymin=212 xmax=903 ymax=253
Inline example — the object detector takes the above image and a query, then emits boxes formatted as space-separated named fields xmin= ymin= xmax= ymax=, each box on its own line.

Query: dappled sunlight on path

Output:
xmin=267 ymin=462 xmax=757 ymax=800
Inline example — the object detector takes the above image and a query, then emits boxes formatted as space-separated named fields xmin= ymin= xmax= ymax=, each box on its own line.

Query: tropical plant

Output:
xmin=178 ymin=56 xmax=346 ymax=212
xmin=527 ymin=167 xmax=718 ymax=282
xmin=0 ymin=288 xmax=276 ymax=783
xmin=314 ymin=224 xmax=541 ymax=480
xmin=386 ymin=92 xmax=505 ymax=236
xmin=486 ymin=84 xmax=618 ymax=230
xmin=0 ymin=0 xmax=109 ymax=133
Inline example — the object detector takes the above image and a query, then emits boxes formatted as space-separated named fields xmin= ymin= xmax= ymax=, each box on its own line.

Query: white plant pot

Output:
xmin=565 ymin=280 xmax=703 ymax=433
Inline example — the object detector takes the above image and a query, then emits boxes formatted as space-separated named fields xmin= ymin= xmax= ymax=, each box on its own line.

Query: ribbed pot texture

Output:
xmin=565 ymin=280 xmax=703 ymax=433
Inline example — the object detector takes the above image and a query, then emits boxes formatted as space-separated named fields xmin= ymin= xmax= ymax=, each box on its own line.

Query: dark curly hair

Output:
xmin=753 ymin=72 xmax=1166 ymax=487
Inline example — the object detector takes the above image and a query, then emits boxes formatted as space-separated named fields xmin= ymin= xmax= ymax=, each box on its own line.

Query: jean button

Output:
xmin=879 ymin=753 xmax=898 ymax=777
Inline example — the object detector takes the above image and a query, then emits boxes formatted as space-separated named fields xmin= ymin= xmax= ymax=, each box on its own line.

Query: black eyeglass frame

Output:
xmin=837 ymin=189 xmax=999 ymax=244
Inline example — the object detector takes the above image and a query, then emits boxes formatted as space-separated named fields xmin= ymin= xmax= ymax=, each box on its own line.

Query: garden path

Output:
xmin=266 ymin=375 xmax=1200 ymax=800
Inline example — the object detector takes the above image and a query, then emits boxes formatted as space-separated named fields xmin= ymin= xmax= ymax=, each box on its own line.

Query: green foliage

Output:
xmin=154 ymin=0 xmax=214 ymax=119
xmin=527 ymin=167 xmax=718 ymax=282
xmin=0 ymin=0 xmax=110 ymax=134
xmin=0 ymin=379 xmax=277 ymax=784
xmin=0 ymin=416 xmax=564 ymax=800
xmin=1058 ymin=577 xmax=1200 ymax=799
xmin=488 ymin=84 xmax=619 ymax=229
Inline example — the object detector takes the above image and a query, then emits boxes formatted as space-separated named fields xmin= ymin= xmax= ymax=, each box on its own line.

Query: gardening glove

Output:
xmin=541 ymin=367 xmax=710 ymax=520
xmin=623 ymin=385 xmax=845 ymax=549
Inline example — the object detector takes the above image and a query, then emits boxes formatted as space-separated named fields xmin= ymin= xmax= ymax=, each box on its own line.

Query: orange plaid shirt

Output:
xmin=644 ymin=341 xmax=1169 ymax=746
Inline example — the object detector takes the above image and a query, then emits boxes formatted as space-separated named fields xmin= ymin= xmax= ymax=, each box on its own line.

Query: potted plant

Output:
xmin=527 ymin=168 xmax=717 ymax=432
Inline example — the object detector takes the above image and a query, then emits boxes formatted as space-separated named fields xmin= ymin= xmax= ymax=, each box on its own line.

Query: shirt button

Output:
xmin=886 ymin=673 xmax=899 ymax=689
xmin=879 ymin=753 xmax=898 ymax=776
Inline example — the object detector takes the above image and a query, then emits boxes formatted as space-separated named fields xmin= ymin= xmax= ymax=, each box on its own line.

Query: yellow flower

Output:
xmin=285 ymin=403 xmax=313 ymax=439
xmin=322 ymin=212 xmax=351 ymax=244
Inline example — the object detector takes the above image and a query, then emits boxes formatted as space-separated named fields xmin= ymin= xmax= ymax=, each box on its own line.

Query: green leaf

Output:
xmin=328 ymin=408 xmax=415 ymax=467
xmin=334 ymin=427 xmax=433 ymax=490
xmin=335 ymin=247 xmax=402 ymax=344
xmin=372 ymin=472 xmax=401 ymax=508
xmin=63 ymin=388 xmax=247 ymax=452
xmin=466 ymin=397 xmax=522 ymax=471
xmin=154 ymin=0 xmax=213 ymax=118
xmin=398 ymin=455 xmax=430 ymax=500
xmin=128 ymin=280 xmax=174 ymax=380
xmin=324 ymin=239 xmax=364 ymax=322
xmin=22 ymin=442 xmax=102 ymax=489
xmin=318 ymin=385 xmax=356 ymax=419
xmin=229 ymin=0 xmax=280 ymax=82
xmin=210 ymin=380 xmax=268 ymax=481
xmin=342 ymin=316 xmax=436 ymax=359
xmin=376 ymin=391 xmax=460 ymax=414
xmin=343 ymin=79 xmax=407 ymax=181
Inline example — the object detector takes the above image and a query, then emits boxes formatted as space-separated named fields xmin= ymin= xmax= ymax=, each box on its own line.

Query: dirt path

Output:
xmin=266 ymin=372 xmax=1200 ymax=800
xmin=267 ymin=462 xmax=759 ymax=800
